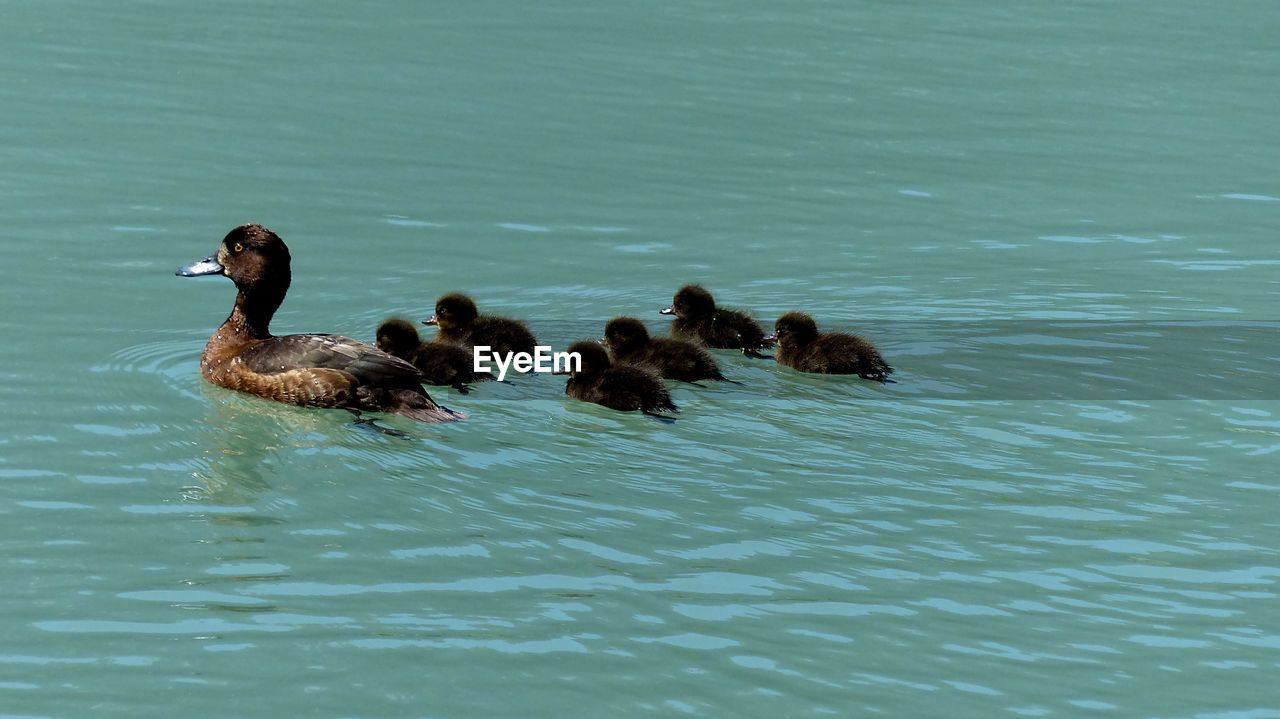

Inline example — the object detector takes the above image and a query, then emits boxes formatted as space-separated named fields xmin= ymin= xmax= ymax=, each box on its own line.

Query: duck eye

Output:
xmin=233 ymin=243 xmax=244 ymax=254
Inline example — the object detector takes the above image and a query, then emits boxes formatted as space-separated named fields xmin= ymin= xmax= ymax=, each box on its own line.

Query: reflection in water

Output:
xmin=190 ymin=385 xmax=325 ymax=504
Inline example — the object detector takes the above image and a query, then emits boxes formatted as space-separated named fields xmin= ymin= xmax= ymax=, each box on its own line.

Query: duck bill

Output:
xmin=422 ymin=315 xmax=439 ymax=326
xmin=763 ymin=332 xmax=779 ymax=343
xmin=659 ymin=306 xmax=675 ymax=315
xmin=176 ymin=254 xmax=224 ymax=277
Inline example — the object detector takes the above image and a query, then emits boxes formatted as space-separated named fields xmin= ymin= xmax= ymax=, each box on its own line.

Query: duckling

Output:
xmin=423 ymin=292 xmax=537 ymax=358
xmin=603 ymin=316 xmax=726 ymax=383
xmin=660 ymin=284 xmax=773 ymax=357
xmin=766 ymin=312 xmax=894 ymax=381
xmin=376 ymin=318 xmax=493 ymax=393
xmin=561 ymin=340 xmax=678 ymax=416
xmin=176 ymin=224 xmax=460 ymax=424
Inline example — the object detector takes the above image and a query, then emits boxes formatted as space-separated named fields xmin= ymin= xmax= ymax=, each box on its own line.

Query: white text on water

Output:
xmin=473 ymin=346 xmax=581 ymax=381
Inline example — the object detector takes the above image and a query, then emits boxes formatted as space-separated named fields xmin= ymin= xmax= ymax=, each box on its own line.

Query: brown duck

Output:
xmin=177 ymin=224 xmax=460 ymax=423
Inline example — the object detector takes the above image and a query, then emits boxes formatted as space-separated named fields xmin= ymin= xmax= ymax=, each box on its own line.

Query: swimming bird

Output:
xmin=560 ymin=340 xmax=678 ymax=416
xmin=766 ymin=311 xmax=894 ymax=381
xmin=603 ymin=316 xmax=726 ymax=384
xmin=177 ymin=224 xmax=460 ymax=423
xmin=423 ymin=293 xmax=537 ymax=358
xmin=660 ymin=284 xmax=773 ymax=357
xmin=376 ymin=318 xmax=493 ymax=393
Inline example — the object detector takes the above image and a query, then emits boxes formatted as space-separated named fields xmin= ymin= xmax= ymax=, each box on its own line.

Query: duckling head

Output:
xmin=660 ymin=284 xmax=715 ymax=320
xmin=767 ymin=311 xmax=819 ymax=348
xmin=565 ymin=340 xmax=611 ymax=377
xmin=376 ymin=318 xmax=422 ymax=359
xmin=424 ymin=292 xmax=478 ymax=333
xmin=603 ymin=316 xmax=651 ymax=357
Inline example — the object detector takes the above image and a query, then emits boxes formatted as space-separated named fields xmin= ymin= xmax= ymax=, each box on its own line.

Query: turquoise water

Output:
xmin=3 ymin=1 xmax=1280 ymax=716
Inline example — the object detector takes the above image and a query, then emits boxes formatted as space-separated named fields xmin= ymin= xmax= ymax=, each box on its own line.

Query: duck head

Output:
xmin=178 ymin=224 xmax=292 ymax=336
xmin=424 ymin=292 xmax=478 ymax=333
xmin=603 ymin=316 xmax=650 ymax=357
xmin=177 ymin=224 xmax=291 ymax=293
xmin=563 ymin=340 xmax=611 ymax=377
xmin=376 ymin=318 xmax=422 ymax=359
xmin=660 ymin=284 xmax=715 ymax=320
xmin=766 ymin=311 xmax=819 ymax=349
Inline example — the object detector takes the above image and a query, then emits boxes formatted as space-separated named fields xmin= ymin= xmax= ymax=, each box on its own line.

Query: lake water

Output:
xmin=3 ymin=1 xmax=1279 ymax=716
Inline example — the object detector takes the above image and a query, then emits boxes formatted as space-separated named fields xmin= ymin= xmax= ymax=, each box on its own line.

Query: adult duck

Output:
xmin=177 ymin=224 xmax=460 ymax=423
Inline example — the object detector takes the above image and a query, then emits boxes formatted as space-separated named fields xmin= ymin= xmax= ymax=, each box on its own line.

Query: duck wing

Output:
xmin=472 ymin=316 xmax=538 ymax=355
xmin=600 ymin=366 xmax=677 ymax=414
xmin=239 ymin=334 xmax=423 ymax=386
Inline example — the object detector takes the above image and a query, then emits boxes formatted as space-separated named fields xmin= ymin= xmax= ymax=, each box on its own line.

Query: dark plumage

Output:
xmin=660 ymin=284 xmax=773 ymax=357
xmin=423 ymin=292 xmax=537 ymax=358
xmin=766 ymin=312 xmax=894 ymax=381
xmin=376 ymin=318 xmax=493 ymax=393
xmin=603 ymin=316 xmax=725 ymax=383
xmin=562 ymin=341 xmax=678 ymax=415
xmin=176 ymin=224 xmax=460 ymax=423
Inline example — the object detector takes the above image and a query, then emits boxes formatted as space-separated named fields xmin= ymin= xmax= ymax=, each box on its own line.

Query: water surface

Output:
xmin=2 ymin=1 xmax=1279 ymax=716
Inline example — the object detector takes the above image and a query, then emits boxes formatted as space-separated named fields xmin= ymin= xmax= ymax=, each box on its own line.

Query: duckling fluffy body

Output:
xmin=661 ymin=284 xmax=772 ymax=356
xmin=424 ymin=293 xmax=537 ymax=358
xmin=563 ymin=341 xmax=677 ymax=415
xmin=604 ymin=316 xmax=724 ymax=383
xmin=768 ymin=312 xmax=893 ymax=381
xmin=177 ymin=224 xmax=459 ymax=423
xmin=376 ymin=318 xmax=492 ymax=392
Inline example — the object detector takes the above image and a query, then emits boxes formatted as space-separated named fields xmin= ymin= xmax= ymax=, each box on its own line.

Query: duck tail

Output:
xmin=399 ymin=395 xmax=466 ymax=423
xmin=643 ymin=393 xmax=679 ymax=421
xmin=370 ymin=386 xmax=466 ymax=423
xmin=863 ymin=359 xmax=895 ymax=384
xmin=649 ymin=396 xmax=680 ymax=416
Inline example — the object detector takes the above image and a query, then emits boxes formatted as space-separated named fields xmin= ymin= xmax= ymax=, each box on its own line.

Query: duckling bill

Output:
xmin=660 ymin=284 xmax=773 ymax=357
xmin=561 ymin=341 xmax=678 ymax=416
xmin=177 ymin=224 xmax=460 ymax=423
xmin=766 ymin=312 xmax=894 ymax=381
